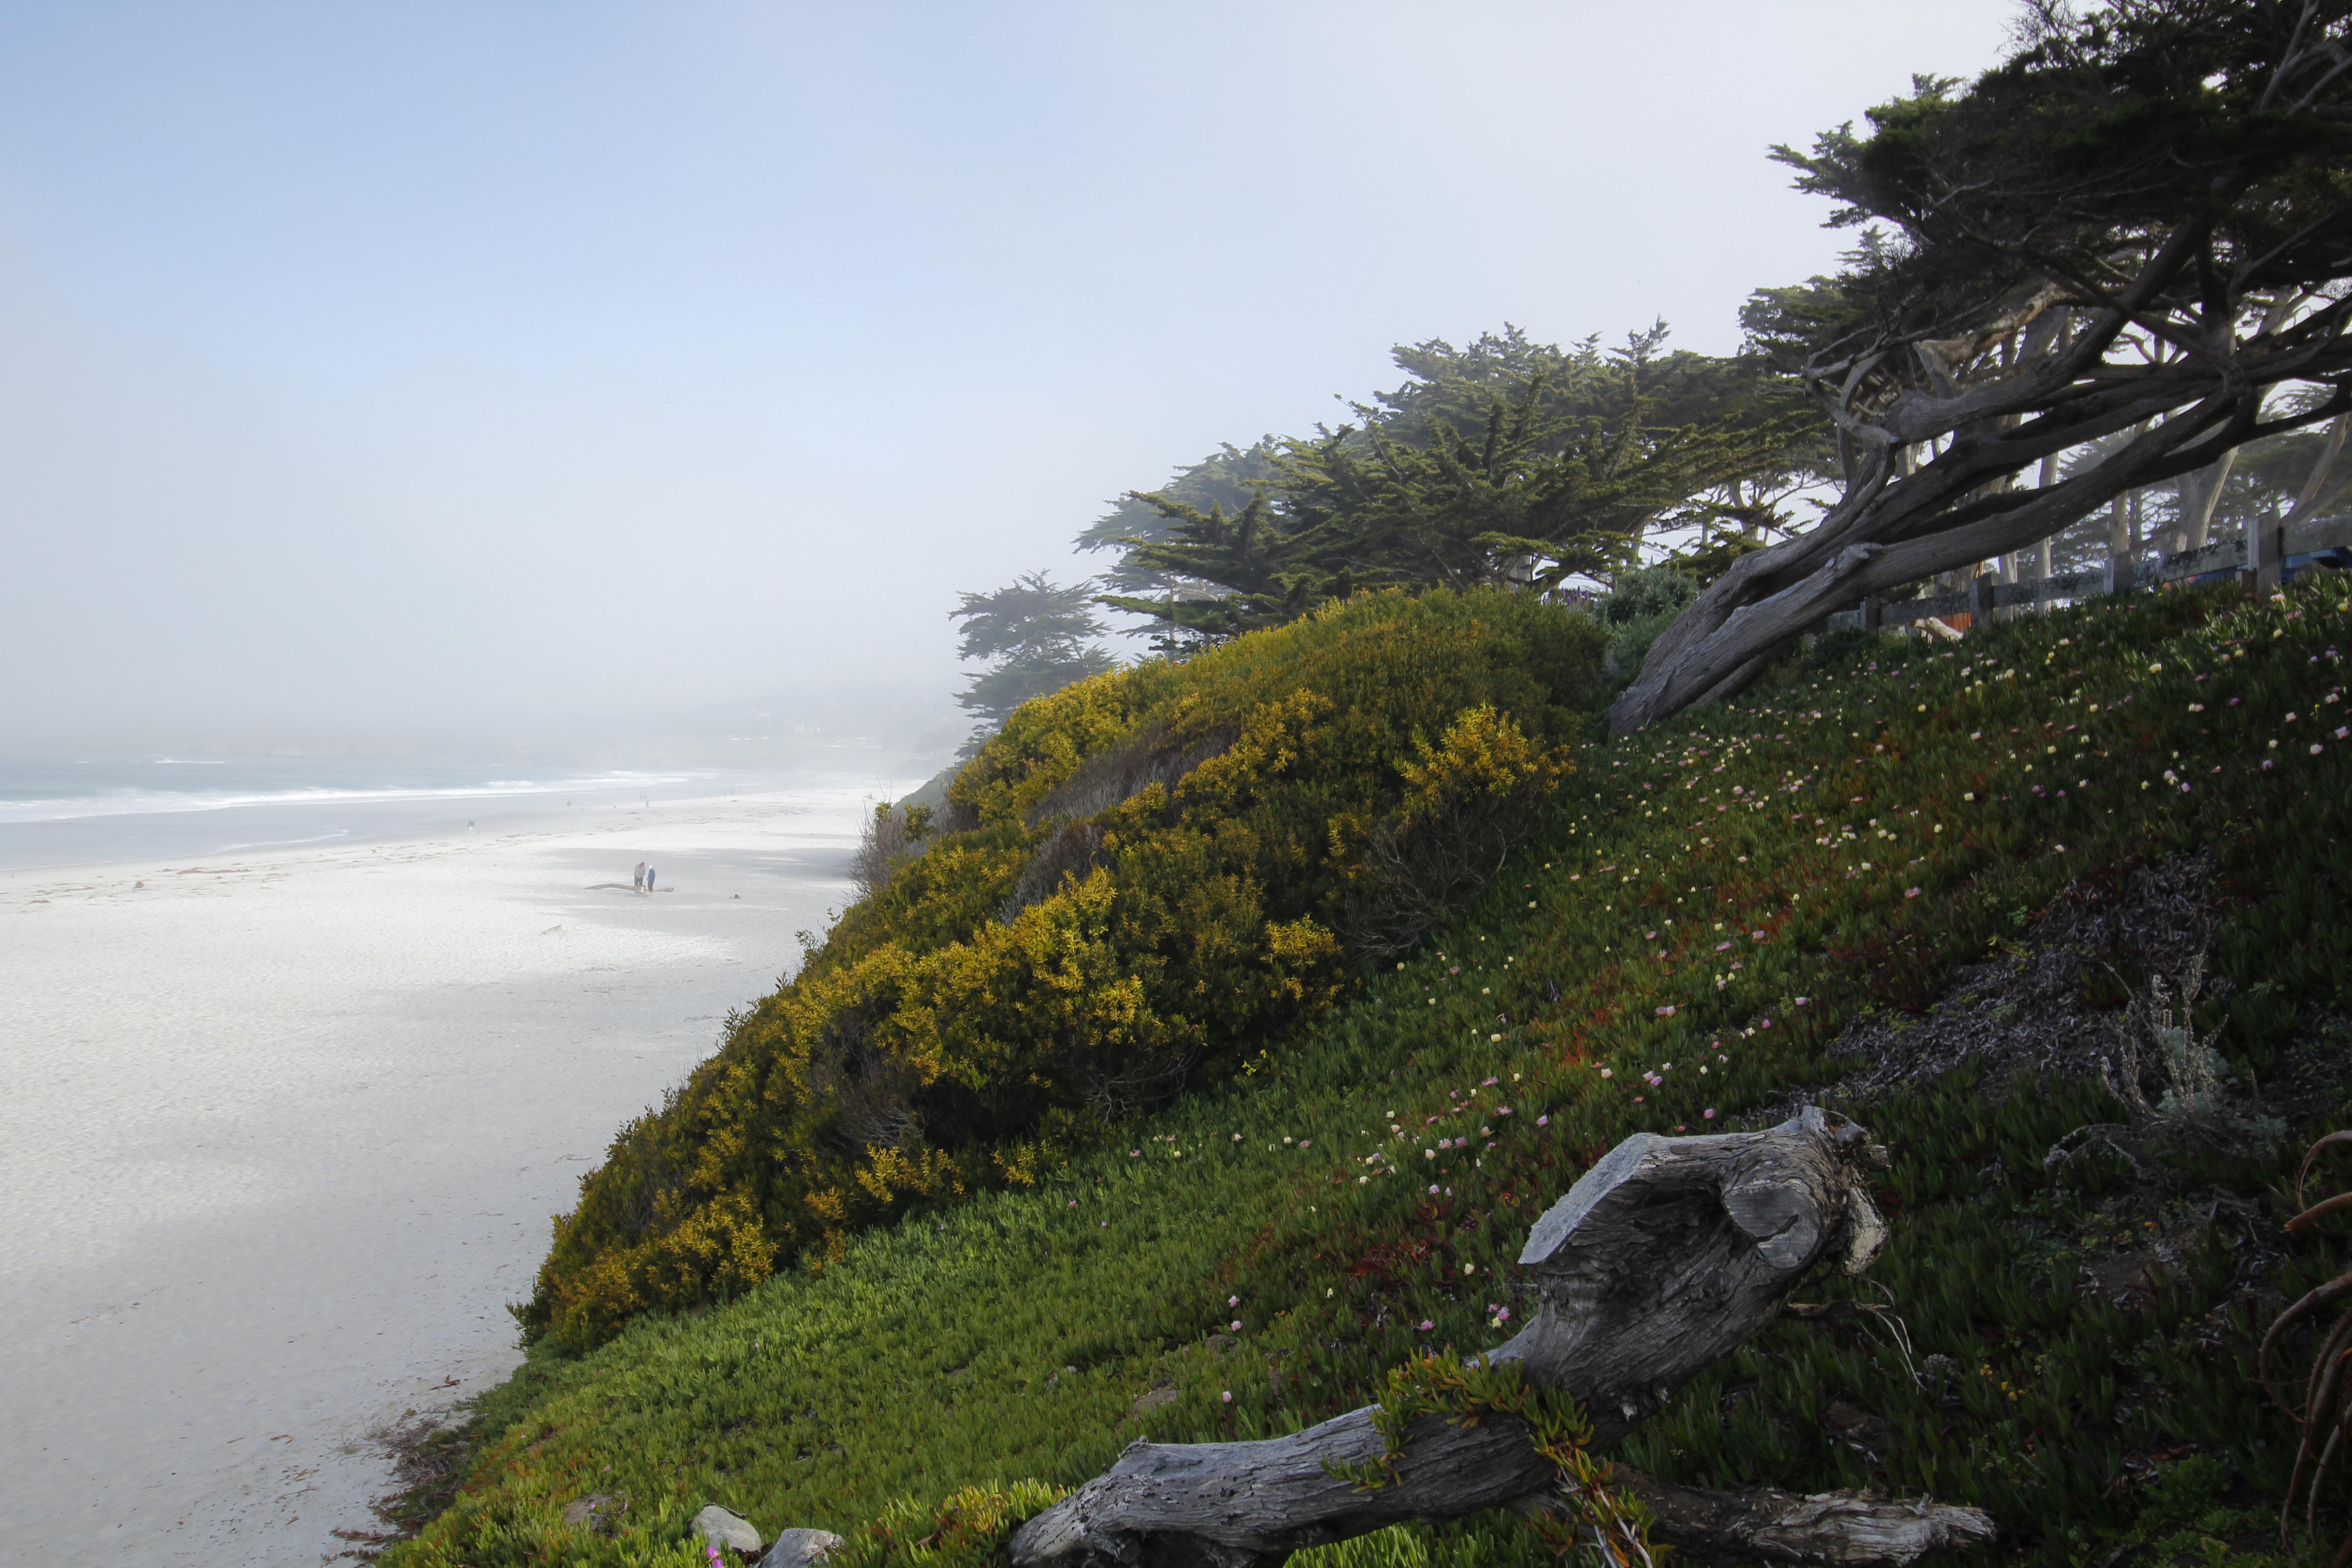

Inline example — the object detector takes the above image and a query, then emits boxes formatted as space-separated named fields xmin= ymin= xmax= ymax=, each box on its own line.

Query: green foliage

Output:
xmin=1075 ymin=440 xmax=1284 ymax=601
xmin=949 ymin=572 xmax=1116 ymax=754
xmin=830 ymin=1480 xmax=1067 ymax=1568
xmin=515 ymin=589 xmax=1603 ymax=1353
xmin=404 ymin=573 xmax=2352 ymax=1568
xmin=1095 ymin=327 xmax=1825 ymax=643
xmin=1333 ymin=1349 xmax=1655 ymax=1563
xmin=1590 ymin=565 xmax=1699 ymax=685
xmin=1763 ymin=3 xmax=2352 ymax=421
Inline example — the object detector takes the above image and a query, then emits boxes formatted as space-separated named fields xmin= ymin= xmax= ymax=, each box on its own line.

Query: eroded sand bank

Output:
xmin=0 ymin=785 xmax=897 ymax=1565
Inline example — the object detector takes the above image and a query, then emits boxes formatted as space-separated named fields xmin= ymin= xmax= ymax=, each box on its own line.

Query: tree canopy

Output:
xmin=1087 ymin=327 xmax=1828 ymax=648
xmin=1613 ymin=0 xmax=2352 ymax=730
xmin=949 ymin=573 xmax=1114 ymax=754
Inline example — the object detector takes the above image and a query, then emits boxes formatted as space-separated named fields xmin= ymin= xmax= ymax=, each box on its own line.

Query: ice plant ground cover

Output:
xmin=390 ymin=578 xmax=2352 ymax=1568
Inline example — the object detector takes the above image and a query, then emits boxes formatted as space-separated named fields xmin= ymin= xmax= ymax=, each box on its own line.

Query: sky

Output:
xmin=0 ymin=1 xmax=2016 ymax=755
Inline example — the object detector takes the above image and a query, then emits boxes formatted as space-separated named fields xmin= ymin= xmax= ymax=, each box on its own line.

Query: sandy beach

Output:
xmin=0 ymin=784 xmax=901 ymax=1565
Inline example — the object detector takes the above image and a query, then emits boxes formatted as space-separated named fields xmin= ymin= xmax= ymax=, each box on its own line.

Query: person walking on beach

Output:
xmin=634 ymin=861 xmax=646 ymax=892
xmin=646 ymin=865 xmax=657 ymax=893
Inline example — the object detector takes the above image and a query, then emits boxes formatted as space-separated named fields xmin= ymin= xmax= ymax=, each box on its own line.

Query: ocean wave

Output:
xmin=0 ymin=771 xmax=700 ymax=825
xmin=215 ymin=829 xmax=353 ymax=851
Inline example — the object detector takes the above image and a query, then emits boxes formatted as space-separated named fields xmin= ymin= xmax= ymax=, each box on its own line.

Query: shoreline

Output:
xmin=0 ymin=755 xmax=931 ymax=876
xmin=0 ymin=784 xmax=909 ymax=1565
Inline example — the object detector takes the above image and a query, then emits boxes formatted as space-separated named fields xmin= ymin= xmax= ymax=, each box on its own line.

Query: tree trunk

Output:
xmin=2284 ymin=413 xmax=2349 ymax=534
xmin=1003 ymin=1110 xmax=1988 ymax=1568
xmin=1605 ymin=234 xmax=2352 ymax=735
xmin=2185 ymin=449 xmax=2240 ymax=552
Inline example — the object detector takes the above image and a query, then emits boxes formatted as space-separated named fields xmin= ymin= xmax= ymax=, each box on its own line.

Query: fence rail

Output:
xmin=1823 ymin=518 xmax=2352 ymax=636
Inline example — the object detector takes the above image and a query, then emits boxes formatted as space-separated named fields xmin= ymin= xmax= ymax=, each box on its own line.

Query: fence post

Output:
xmin=2251 ymin=515 xmax=2283 ymax=593
xmin=1861 ymin=595 xmax=1882 ymax=633
xmin=1967 ymin=570 xmax=1987 ymax=629
xmin=2109 ymin=549 xmax=2135 ymax=597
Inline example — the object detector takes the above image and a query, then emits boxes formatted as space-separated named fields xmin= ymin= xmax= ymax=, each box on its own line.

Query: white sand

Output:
xmin=0 ymin=786 xmax=899 ymax=1565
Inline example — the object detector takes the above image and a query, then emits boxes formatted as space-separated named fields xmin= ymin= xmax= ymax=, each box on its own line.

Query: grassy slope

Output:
xmin=521 ymin=589 xmax=1600 ymax=1354
xmin=391 ymin=579 xmax=2352 ymax=1568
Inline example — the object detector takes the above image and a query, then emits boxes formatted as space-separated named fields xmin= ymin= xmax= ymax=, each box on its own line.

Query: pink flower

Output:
xmin=1230 ymin=1319 xmax=1242 ymax=1331
xmin=1703 ymin=1109 xmax=1716 ymax=1119
xmin=1905 ymin=887 xmax=1921 ymax=898
xmin=1655 ymin=1004 xmax=1676 ymax=1017
xmin=1536 ymin=1114 xmax=1550 ymax=1126
xmin=1221 ymin=1390 xmax=1233 ymax=1403
xmin=1130 ymin=1150 xmax=1141 ymax=1158
xmin=1419 ymin=1319 xmax=1435 ymax=1331
xmin=1795 ymin=997 xmax=1809 ymax=1006
xmin=1229 ymin=1295 xmax=1240 ymax=1306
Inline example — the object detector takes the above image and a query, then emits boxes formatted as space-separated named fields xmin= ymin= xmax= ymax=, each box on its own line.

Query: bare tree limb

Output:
xmin=1000 ymin=1109 xmax=1959 ymax=1568
xmin=1599 ymin=1470 xmax=1997 ymax=1566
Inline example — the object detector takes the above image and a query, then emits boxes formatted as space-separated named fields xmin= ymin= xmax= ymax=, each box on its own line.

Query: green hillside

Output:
xmin=518 ymin=589 xmax=1604 ymax=1354
xmin=393 ymin=578 xmax=2352 ymax=1568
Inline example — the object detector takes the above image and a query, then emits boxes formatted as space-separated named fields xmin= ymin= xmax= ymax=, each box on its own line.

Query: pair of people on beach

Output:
xmin=634 ymin=861 xmax=657 ymax=893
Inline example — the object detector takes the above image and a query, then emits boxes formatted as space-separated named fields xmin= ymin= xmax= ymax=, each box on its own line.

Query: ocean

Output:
xmin=0 ymin=756 xmax=778 ymax=870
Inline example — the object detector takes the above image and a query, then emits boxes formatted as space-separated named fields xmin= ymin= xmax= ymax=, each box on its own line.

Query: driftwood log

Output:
xmin=1602 ymin=1472 xmax=1997 ymax=1565
xmin=1002 ymin=1108 xmax=1991 ymax=1568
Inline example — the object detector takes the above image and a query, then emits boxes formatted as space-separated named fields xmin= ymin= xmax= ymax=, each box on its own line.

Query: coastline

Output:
xmin=0 ymin=784 xmax=908 ymax=1565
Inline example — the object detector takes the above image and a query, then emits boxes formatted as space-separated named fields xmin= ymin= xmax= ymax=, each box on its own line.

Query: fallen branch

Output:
xmin=1601 ymin=1470 xmax=1996 ymax=1566
xmin=997 ymin=1108 xmax=1988 ymax=1568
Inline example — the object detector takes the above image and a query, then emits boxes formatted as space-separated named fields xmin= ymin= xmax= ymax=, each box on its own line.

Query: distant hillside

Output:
xmin=396 ymin=578 xmax=2352 ymax=1568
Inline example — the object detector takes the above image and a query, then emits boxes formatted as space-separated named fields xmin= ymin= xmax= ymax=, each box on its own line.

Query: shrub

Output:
xmin=1592 ymin=565 xmax=1697 ymax=683
xmin=515 ymin=588 xmax=1604 ymax=1352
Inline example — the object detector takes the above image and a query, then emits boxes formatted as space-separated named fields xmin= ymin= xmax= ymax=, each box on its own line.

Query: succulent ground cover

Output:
xmin=389 ymin=576 xmax=2352 ymax=1568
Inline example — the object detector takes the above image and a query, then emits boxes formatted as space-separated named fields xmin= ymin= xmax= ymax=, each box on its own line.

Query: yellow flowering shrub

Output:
xmin=519 ymin=588 xmax=1601 ymax=1352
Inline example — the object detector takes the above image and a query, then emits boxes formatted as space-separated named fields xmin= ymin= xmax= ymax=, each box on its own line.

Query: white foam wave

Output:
xmin=215 ymin=829 xmax=353 ymax=852
xmin=0 ymin=771 xmax=699 ymax=825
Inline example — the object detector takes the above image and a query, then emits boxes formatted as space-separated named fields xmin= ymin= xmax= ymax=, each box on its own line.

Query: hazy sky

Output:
xmin=0 ymin=1 xmax=2014 ymax=751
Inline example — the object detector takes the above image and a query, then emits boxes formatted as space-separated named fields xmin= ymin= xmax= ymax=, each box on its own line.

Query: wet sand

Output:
xmin=0 ymin=785 xmax=899 ymax=1564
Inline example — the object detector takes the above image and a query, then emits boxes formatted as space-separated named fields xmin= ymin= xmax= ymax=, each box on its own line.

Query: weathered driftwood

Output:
xmin=999 ymin=1108 xmax=1989 ymax=1568
xmin=1601 ymin=1470 xmax=1998 ymax=1565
